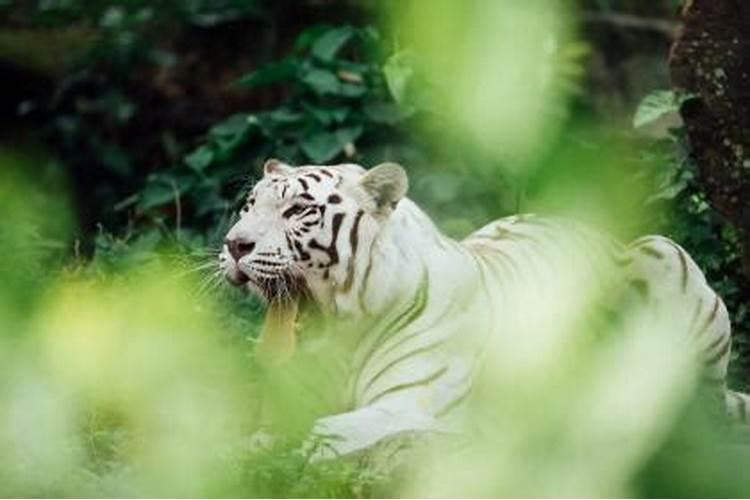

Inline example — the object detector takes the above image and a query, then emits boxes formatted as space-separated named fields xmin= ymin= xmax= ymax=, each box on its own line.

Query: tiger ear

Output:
xmin=263 ymin=158 xmax=294 ymax=177
xmin=359 ymin=162 xmax=409 ymax=218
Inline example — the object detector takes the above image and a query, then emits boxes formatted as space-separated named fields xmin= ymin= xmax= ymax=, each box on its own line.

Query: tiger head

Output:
xmin=219 ymin=159 xmax=408 ymax=361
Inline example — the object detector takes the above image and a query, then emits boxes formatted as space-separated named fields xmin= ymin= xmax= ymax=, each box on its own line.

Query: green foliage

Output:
xmin=157 ymin=24 xmax=412 ymax=225
xmin=633 ymin=90 xmax=693 ymax=129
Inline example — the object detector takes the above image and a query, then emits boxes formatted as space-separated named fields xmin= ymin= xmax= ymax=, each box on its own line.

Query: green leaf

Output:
xmin=633 ymin=90 xmax=692 ymax=129
xmin=311 ymin=26 xmax=355 ymax=60
xmin=95 ymin=141 xmax=132 ymax=176
xmin=268 ymin=108 xmax=303 ymax=125
xmin=300 ymin=68 xmax=340 ymax=95
xmin=363 ymin=101 xmax=410 ymax=125
xmin=383 ymin=50 xmax=416 ymax=104
xmin=300 ymin=132 xmax=342 ymax=163
xmin=303 ymin=104 xmax=335 ymax=126
xmin=300 ymin=126 xmax=362 ymax=163
xmin=209 ymin=113 xmax=250 ymax=138
xmin=335 ymin=125 xmax=363 ymax=145
xmin=138 ymin=184 xmax=175 ymax=212
xmin=339 ymin=82 xmax=366 ymax=98
xmin=184 ymin=145 xmax=214 ymax=172
xmin=234 ymin=59 xmax=297 ymax=88
xmin=138 ymin=174 xmax=196 ymax=212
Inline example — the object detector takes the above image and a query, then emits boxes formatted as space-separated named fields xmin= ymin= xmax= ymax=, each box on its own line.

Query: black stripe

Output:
xmin=362 ymin=339 xmax=447 ymax=395
xmin=349 ymin=210 xmax=363 ymax=256
xmin=495 ymin=227 xmax=545 ymax=245
xmin=300 ymin=207 xmax=317 ymax=218
xmin=293 ymin=239 xmax=310 ymax=261
xmin=705 ymin=332 xmax=728 ymax=353
xmin=309 ymin=212 xmax=345 ymax=266
xmin=298 ymin=178 xmax=309 ymax=191
xmin=357 ymin=245 xmax=376 ymax=313
xmin=306 ymin=173 xmax=322 ymax=182
xmin=638 ymin=245 xmax=665 ymax=259
xmin=284 ymin=234 xmax=294 ymax=252
xmin=666 ymin=241 xmax=689 ymax=292
xmin=704 ymin=336 xmax=731 ymax=366
xmin=436 ymin=384 xmax=473 ymax=417
xmin=694 ymin=296 xmax=720 ymax=338
xmin=341 ymin=210 xmax=364 ymax=293
xmin=320 ymin=169 xmax=334 ymax=178
xmin=299 ymin=192 xmax=315 ymax=201
xmin=373 ymin=305 xmax=455 ymax=364
xmin=687 ymin=298 xmax=704 ymax=335
xmin=365 ymin=365 xmax=448 ymax=406
xmin=353 ymin=273 xmax=429 ymax=398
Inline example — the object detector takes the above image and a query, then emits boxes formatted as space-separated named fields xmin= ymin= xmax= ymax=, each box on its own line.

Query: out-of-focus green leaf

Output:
xmin=383 ymin=50 xmax=416 ymax=104
xmin=209 ymin=113 xmax=250 ymax=138
xmin=300 ymin=68 xmax=341 ymax=95
xmin=235 ymin=59 xmax=298 ymax=88
xmin=268 ymin=108 xmax=303 ymax=125
xmin=339 ymin=82 xmax=365 ymax=98
xmin=138 ymin=174 xmax=195 ymax=211
xmin=633 ymin=90 xmax=692 ymax=129
xmin=184 ymin=145 xmax=214 ymax=172
xmin=311 ymin=26 xmax=354 ymax=61
xmin=300 ymin=126 xmax=362 ymax=163
xmin=300 ymin=132 xmax=342 ymax=163
xmin=363 ymin=101 xmax=410 ymax=125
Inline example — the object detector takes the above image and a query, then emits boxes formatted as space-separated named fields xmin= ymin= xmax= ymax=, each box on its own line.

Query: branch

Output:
xmin=581 ymin=11 xmax=681 ymax=38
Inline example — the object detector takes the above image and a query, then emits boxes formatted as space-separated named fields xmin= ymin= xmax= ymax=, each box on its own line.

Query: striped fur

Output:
xmin=220 ymin=161 xmax=749 ymax=460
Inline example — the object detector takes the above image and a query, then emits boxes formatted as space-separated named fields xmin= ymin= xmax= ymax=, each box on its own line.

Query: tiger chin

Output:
xmin=219 ymin=158 xmax=750 ymax=461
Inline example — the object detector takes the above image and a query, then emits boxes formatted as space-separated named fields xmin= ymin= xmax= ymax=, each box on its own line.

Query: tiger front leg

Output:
xmin=300 ymin=403 xmax=440 ymax=462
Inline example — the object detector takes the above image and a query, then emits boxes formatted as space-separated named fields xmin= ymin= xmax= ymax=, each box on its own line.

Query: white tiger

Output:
xmin=219 ymin=159 xmax=750 ymax=459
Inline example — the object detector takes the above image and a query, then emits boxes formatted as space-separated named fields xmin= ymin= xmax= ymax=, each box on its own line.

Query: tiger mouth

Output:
xmin=240 ymin=273 xmax=309 ymax=364
xmin=257 ymin=296 xmax=299 ymax=364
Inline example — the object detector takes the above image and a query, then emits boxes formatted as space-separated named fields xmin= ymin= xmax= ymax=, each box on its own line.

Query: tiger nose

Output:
xmin=225 ymin=238 xmax=255 ymax=262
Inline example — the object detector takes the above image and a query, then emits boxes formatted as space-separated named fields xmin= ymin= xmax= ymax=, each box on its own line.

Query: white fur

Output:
xmin=220 ymin=162 xmax=748 ymax=461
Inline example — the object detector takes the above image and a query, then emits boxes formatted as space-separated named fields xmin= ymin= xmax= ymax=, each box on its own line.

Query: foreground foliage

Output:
xmin=2 ymin=0 xmax=750 ymax=497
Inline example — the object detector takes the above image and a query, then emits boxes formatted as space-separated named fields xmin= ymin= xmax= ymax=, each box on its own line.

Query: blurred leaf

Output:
xmin=383 ymin=50 xmax=416 ymax=104
xmin=300 ymin=68 xmax=341 ymax=95
xmin=235 ymin=60 xmax=298 ymax=88
xmin=303 ymin=104 xmax=349 ymax=126
xmin=300 ymin=126 xmax=362 ymax=163
xmin=268 ymin=108 xmax=303 ymax=125
xmin=94 ymin=140 xmax=132 ymax=176
xmin=138 ymin=174 xmax=194 ymax=211
xmin=633 ymin=90 xmax=692 ymax=129
xmin=364 ymin=101 xmax=410 ymax=125
xmin=300 ymin=132 xmax=343 ymax=163
xmin=311 ymin=26 xmax=355 ymax=61
xmin=339 ymin=82 xmax=366 ymax=98
xmin=184 ymin=145 xmax=214 ymax=172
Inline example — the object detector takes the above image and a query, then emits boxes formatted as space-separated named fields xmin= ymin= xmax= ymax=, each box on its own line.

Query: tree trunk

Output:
xmin=669 ymin=0 xmax=750 ymax=274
